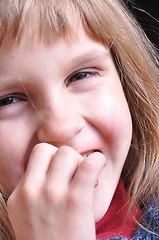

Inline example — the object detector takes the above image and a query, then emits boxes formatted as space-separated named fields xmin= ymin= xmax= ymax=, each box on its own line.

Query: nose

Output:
xmin=37 ymin=96 xmax=84 ymax=145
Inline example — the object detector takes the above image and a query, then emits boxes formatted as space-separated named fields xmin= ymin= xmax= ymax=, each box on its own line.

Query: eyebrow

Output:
xmin=0 ymin=79 xmax=22 ymax=92
xmin=68 ymin=49 xmax=111 ymax=72
xmin=0 ymin=49 xmax=111 ymax=90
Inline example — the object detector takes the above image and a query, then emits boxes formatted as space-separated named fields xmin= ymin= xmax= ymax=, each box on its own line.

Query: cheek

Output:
xmin=0 ymin=145 xmax=25 ymax=195
xmin=0 ymin=121 xmax=38 ymax=195
xmin=95 ymin=103 xmax=132 ymax=144
xmin=90 ymin=93 xmax=132 ymax=170
xmin=107 ymin=111 xmax=132 ymax=152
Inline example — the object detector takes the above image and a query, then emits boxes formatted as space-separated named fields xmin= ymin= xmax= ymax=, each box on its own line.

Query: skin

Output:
xmin=0 ymin=26 xmax=132 ymax=239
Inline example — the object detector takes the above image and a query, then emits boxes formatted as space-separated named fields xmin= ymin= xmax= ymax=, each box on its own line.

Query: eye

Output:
xmin=0 ymin=95 xmax=25 ymax=107
xmin=66 ymin=70 xmax=98 ymax=86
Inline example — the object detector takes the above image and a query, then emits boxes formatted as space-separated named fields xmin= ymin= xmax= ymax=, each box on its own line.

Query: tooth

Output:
xmin=82 ymin=149 xmax=102 ymax=158
xmin=82 ymin=151 xmax=92 ymax=158
xmin=86 ymin=151 xmax=92 ymax=157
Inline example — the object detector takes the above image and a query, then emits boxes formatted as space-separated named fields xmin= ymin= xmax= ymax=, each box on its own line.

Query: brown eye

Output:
xmin=0 ymin=94 xmax=26 ymax=108
xmin=0 ymin=96 xmax=19 ymax=107
xmin=69 ymin=72 xmax=93 ymax=82
xmin=67 ymin=70 xmax=98 ymax=87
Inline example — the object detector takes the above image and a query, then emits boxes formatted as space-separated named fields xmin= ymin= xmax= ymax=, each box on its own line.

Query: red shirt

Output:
xmin=96 ymin=178 xmax=141 ymax=239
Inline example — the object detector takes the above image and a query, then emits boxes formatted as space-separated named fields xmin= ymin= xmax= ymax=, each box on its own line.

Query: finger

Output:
xmin=71 ymin=152 xmax=106 ymax=198
xmin=46 ymin=146 xmax=83 ymax=190
xmin=24 ymin=143 xmax=58 ymax=183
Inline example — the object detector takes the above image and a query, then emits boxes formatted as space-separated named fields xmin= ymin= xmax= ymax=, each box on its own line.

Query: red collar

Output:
xmin=96 ymin=178 xmax=141 ymax=239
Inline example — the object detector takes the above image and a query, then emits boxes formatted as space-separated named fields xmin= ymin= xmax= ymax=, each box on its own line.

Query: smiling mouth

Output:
xmin=82 ymin=149 xmax=102 ymax=158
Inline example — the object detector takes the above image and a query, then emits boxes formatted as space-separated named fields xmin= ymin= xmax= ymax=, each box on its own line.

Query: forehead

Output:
xmin=0 ymin=25 xmax=110 ymax=82
xmin=0 ymin=0 xmax=112 ymax=49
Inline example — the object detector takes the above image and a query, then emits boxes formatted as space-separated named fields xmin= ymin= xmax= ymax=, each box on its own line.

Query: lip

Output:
xmin=68 ymin=138 xmax=106 ymax=156
xmin=80 ymin=148 xmax=104 ymax=156
xmin=74 ymin=144 xmax=105 ymax=155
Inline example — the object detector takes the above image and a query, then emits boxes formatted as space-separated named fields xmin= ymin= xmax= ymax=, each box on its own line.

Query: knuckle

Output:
xmin=58 ymin=145 xmax=73 ymax=156
xmin=81 ymin=152 xmax=106 ymax=173
xmin=43 ymin=184 xmax=65 ymax=205
xmin=81 ymin=158 xmax=97 ymax=171
xmin=57 ymin=146 xmax=83 ymax=164
xmin=67 ymin=191 xmax=81 ymax=209
xmin=8 ymin=185 xmax=36 ymax=212
xmin=18 ymin=183 xmax=38 ymax=207
xmin=32 ymin=142 xmax=49 ymax=153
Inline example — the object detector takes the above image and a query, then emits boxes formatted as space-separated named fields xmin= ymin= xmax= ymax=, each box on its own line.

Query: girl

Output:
xmin=0 ymin=0 xmax=159 ymax=239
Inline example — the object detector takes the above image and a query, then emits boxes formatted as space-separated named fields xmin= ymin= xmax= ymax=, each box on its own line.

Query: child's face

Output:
xmin=0 ymin=27 xmax=132 ymax=221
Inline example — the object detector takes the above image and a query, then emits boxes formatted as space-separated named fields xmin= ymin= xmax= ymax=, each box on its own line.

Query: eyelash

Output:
xmin=66 ymin=70 xmax=99 ymax=86
xmin=0 ymin=95 xmax=25 ymax=108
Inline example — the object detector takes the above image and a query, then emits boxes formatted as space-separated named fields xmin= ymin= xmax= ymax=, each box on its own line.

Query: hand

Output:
xmin=7 ymin=143 xmax=106 ymax=240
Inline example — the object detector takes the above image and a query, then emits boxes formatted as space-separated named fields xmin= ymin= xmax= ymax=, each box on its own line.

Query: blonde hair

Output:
xmin=0 ymin=0 xmax=159 ymax=238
